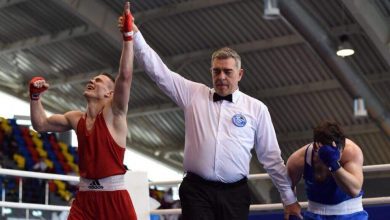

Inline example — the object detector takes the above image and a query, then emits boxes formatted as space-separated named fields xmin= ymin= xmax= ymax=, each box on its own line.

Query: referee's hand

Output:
xmin=284 ymin=201 xmax=303 ymax=220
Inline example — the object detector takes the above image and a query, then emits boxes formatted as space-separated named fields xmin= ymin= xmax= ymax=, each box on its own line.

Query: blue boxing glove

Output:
xmin=318 ymin=145 xmax=341 ymax=172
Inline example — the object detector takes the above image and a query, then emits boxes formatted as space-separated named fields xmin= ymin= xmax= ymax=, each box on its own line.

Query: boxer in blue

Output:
xmin=287 ymin=120 xmax=368 ymax=220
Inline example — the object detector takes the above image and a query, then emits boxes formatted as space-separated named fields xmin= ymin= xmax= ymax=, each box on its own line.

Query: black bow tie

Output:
xmin=213 ymin=93 xmax=233 ymax=102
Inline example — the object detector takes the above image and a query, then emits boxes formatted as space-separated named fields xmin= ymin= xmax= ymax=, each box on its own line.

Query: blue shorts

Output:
xmin=304 ymin=210 xmax=368 ymax=220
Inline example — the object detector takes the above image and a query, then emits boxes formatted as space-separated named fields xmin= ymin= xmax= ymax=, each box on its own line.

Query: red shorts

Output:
xmin=67 ymin=190 xmax=137 ymax=220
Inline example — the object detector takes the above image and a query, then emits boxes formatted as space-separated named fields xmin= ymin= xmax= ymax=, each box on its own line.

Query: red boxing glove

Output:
xmin=29 ymin=77 xmax=48 ymax=100
xmin=122 ymin=2 xmax=133 ymax=41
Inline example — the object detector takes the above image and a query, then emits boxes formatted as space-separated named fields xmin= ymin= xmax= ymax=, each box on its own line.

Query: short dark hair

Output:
xmin=211 ymin=47 xmax=241 ymax=69
xmin=313 ymin=120 xmax=346 ymax=149
xmin=100 ymin=72 xmax=115 ymax=83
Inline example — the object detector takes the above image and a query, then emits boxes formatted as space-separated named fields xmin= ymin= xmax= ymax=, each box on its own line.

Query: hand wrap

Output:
xmin=29 ymin=77 xmax=47 ymax=100
xmin=121 ymin=2 xmax=133 ymax=41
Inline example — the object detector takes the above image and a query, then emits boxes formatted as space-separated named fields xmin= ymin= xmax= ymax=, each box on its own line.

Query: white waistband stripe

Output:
xmin=308 ymin=196 xmax=363 ymax=215
xmin=79 ymin=174 xmax=126 ymax=191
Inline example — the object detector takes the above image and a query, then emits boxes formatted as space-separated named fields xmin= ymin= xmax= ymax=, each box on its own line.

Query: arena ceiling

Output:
xmin=0 ymin=0 xmax=389 ymax=202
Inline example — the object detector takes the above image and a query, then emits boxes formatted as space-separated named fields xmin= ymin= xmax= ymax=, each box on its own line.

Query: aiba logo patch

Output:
xmin=232 ymin=114 xmax=247 ymax=127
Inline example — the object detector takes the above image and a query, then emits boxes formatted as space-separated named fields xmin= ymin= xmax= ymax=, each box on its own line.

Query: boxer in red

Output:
xmin=29 ymin=2 xmax=137 ymax=219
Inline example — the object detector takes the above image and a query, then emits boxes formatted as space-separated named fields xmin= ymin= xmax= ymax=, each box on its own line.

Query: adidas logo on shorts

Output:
xmin=88 ymin=180 xmax=104 ymax=190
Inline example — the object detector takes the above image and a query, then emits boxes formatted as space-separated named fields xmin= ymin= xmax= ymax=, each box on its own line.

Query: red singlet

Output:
xmin=68 ymin=112 xmax=137 ymax=220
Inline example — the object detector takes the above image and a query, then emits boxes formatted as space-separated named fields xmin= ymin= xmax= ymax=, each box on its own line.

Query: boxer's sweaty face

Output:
xmin=84 ymin=75 xmax=113 ymax=99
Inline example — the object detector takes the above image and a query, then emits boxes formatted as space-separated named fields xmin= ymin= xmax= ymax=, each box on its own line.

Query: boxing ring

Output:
xmin=1 ymin=164 xmax=390 ymax=219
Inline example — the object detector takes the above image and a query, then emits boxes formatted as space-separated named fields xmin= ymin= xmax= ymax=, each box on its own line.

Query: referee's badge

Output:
xmin=232 ymin=114 xmax=247 ymax=127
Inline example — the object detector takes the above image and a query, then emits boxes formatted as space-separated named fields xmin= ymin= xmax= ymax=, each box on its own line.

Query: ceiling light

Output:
xmin=353 ymin=97 xmax=367 ymax=117
xmin=263 ymin=0 xmax=280 ymax=20
xmin=337 ymin=35 xmax=355 ymax=57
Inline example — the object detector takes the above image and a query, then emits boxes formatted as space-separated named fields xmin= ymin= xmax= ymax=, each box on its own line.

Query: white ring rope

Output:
xmin=149 ymin=164 xmax=390 ymax=186
xmin=1 ymin=164 xmax=390 ymax=214
xmin=0 ymin=168 xmax=79 ymax=182
xmin=0 ymin=201 xmax=70 ymax=211
xmin=2 ymin=164 xmax=389 ymax=186
xmin=150 ymin=197 xmax=390 ymax=215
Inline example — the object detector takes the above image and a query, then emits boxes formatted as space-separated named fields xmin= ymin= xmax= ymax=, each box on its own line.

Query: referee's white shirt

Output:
xmin=134 ymin=32 xmax=296 ymax=205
